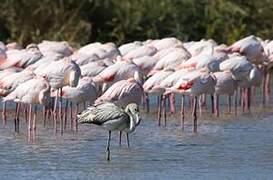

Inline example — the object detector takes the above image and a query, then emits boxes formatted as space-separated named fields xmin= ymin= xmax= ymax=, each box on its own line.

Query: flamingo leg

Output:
xmin=24 ymin=105 xmax=28 ymax=123
xmin=228 ymin=95 xmax=232 ymax=114
xmin=202 ymin=94 xmax=207 ymax=109
xmin=126 ymin=133 xmax=130 ymax=147
xmin=53 ymin=89 xmax=59 ymax=135
xmin=16 ymin=103 xmax=21 ymax=133
xmin=262 ymin=66 xmax=267 ymax=106
xmin=119 ymin=131 xmax=122 ymax=146
xmin=32 ymin=105 xmax=37 ymax=141
xmin=265 ymin=72 xmax=271 ymax=101
xmin=106 ymin=131 xmax=111 ymax=161
xmin=70 ymin=102 xmax=73 ymax=131
xmin=198 ymin=96 xmax=202 ymax=117
xmin=247 ymin=87 xmax=251 ymax=113
xmin=146 ymin=93 xmax=150 ymax=113
xmin=2 ymin=102 xmax=7 ymax=127
xmin=59 ymin=88 xmax=63 ymax=134
xmin=28 ymin=105 xmax=32 ymax=142
xmin=180 ymin=95 xmax=185 ymax=130
xmin=163 ymin=95 xmax=167 ymax=126
xmin=64 ymin=100 xmax=68 ymax=130
xmin=252 ymin=87 xmax=256 ymax=105
xmin=214 ymin=94 xmax=219 ymax=118
xmin=192 ymin=96 xmax=198 ymax=133
xmin=169 ymin=93 xmax=175 ymax=114
xmin=75 ymin=103 xmax=79 ymax=132
xmin=234 ymin=89 xmax=238 ymax=116
xmin=14 ymin=103 xmax=18 ymax=133
xmin=43 ymin=106 xmax=46 ymax=127
xmin=157 ymin=96 xmax=162 ymax=126
xmin=211 ymin=95 xmax=214 ymax=114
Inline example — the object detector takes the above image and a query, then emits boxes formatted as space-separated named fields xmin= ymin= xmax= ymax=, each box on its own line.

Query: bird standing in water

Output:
xmin=78 ymin=102 xmax=141 ymax=161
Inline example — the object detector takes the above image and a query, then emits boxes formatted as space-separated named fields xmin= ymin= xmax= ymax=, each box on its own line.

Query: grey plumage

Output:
xmin=77 ymin=102 xmax=141 ymax=161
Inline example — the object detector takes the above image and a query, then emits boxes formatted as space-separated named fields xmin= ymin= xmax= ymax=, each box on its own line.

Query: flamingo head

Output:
xmin=125 ymin=103 xmax=141 ymax=131
xmin=39 ymin=83 xmax=52 ymax=108
xmin=69 ymin=69 xmax=80 ymax=87
xmin=133 ymin=71 xmax=144 ymax=85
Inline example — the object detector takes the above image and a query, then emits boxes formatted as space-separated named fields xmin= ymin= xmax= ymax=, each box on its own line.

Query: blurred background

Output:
xmin=0 ymin=0 xmax=272 ymax=47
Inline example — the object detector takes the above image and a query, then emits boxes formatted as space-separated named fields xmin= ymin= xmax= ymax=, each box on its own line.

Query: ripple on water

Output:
xmin=1 ymin=102 xmax=273 ymax=179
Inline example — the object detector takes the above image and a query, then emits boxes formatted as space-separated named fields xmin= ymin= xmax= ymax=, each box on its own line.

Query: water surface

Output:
xmin=1 ymin=98 xmax=273 ymax=180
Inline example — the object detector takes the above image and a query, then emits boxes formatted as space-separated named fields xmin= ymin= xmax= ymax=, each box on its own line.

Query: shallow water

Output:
xmin=1 ymin=96 xmax=273 ymax=180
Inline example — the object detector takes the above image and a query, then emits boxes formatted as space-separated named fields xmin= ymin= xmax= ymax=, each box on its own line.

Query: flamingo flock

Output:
xmin=0 ymin=36 xmax=272 ymax=147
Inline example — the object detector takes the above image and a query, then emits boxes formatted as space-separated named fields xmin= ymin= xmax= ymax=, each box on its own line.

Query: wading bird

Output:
xmin=78 ymin=102 xmax=141 ymax=161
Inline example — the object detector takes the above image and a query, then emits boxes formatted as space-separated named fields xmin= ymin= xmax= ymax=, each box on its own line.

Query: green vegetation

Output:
xmin=0 ymin=0 xmax=272 ymax=47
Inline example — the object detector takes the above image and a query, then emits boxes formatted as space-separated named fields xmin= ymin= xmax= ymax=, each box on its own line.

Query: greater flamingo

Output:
xmin=78 ymin=102 xmax=141 ymax=161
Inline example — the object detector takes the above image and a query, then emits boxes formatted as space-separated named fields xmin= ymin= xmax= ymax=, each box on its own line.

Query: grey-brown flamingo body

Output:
xmin=78 ymin=102 xmax=141 ymax=161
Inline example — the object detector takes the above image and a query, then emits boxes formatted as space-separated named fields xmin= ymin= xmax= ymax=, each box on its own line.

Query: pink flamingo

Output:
xmin=78 ymin=42 xmax=120 ymax=60
xmin=38 ymin=40 xmax=73 ymax=56
xmin=3 ymin=77 xmax=51 ymax=141
xmin=237 ymin=66 xmax=262 ymax=112
xmin=92 ymin=60 xmax=142 ymax=92
xmin=118 ymin=41 xmax=143 ymax=56
xmin=147 ymin=37 xmax=183 ymax=51
xmin=165 ymin=71 xmax=216 ymax=131
xmin=51 ymin=77 xmax=98 ymax=132
xmin=213 ymin=71 xmax=238 ymax=117
xmin=132 ymin=56 xmax=158 ymax=76
xmin=95 ymin=71 xmax=143 ymax=107
xmin=0 ymin=44 xmax=42 ymax=70
xmin=225 ymin=35 xmax=265 ymax=64
xmin=94 ymin=71 xmax=143 ymax=146
xmin=35 ymin=58 xmax=81 ymax=134
xmin=143 ymin=69 xmax=174 ymax=125
xmin=122 ymin=46 xmax=157 ymax=60
xmin=149 ymin=48 xmax=191 ymax=75
xmin=80 ymin=61 xmax=108 ymax=77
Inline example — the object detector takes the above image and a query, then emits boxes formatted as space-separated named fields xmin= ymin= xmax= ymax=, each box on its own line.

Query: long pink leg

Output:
xmin=265 ymin=72 xmax=271 ymax=101
xmin=70 ymin=102 xmax=73 ymax=131
xmin=247 ymin=87 xmax=251 ymax=113
xmin=14 ymin=103 xmax=18 ymax=132
xmin=2 ymin=102 xmax=7 ymax=127
xmin=242 ymin=88 xmax=246 ymax=113
xmin=15 ymin=103 xmax=21 ymax=133
xmin=180 ymin=95 xmax=185 ymax=130
xmin=234 ymin=89 xmax=238 ymax=116
xmin=59 ymin=88 xmax=64 ymax=135
xmin=157 ymin=96 xmax=162 ymax=126
xmin=32 ymin=105 xmax=37 ymax=141
xmin=64 ymin=100 xmax=68 ymax=130
xmin=192 ymin=96 xmax=198 ymax=133
xmin=75 ymin=103 xmax=79 ymax=132
xmin=28 ymin=105 xmax=32 ymax=142
xmin=262 ymin=66 xmax=267 ymax=106
xmin=169 ymin=93 xmax=175 ymax=114
xmin=53 ymin=89 xmax=59 ymax=135
xmin=163 ymin=96 xmax=167 ymax=126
